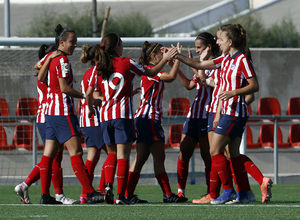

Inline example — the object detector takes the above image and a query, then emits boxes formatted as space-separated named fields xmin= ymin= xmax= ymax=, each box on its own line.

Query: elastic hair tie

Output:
xmin=100 ymin=44 xmax=104 ymax=48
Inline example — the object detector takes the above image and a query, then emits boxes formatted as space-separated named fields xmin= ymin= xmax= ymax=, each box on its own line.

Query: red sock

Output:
xmin=177 ymin=158 xmax=189 ymax=191
xmin=230 ymin=156 xmax=250 ymax=193
xmin=117 ymin=159 xmax=129 ymax=195
xmin=240 ymin=154 xmax=264 ymax=185
xmin=204 ymin=159 xmax=211 ymax=194
xmin=70 ymin=155 xmax=94 ymax=194
xmin=156 ymin=172 xmax=172 ymax=197
xmin=24 ymin=163 xmax=41 ymax=187
xmin=209 ymin=164 xmax=221 ymax=199
xmin=125 ymin=171 xmax=140 ymax=197
xmin=97 ymin=162 xmax=106 ymax=193
xmin=211 ymin=154 xmax=233 ymax=190
xmin=104 ymin=154 xmax=117 ymax=185
xmin=51 ymin=151 xmax=63 ymax=195
xmin=81 ymin=159 xmax=97 ymax=196
xmin=40 ymin=155 xmax=53 ymax=195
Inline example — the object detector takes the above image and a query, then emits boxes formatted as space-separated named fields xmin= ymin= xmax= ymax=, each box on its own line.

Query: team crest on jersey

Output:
xmin=64 ymin=64 xmax=69 ymax=70
xmin=230 ymin=64 xmax=236 ymax=70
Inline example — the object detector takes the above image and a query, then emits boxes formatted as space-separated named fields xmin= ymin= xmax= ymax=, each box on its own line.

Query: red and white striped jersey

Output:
xmin=209 ymin=68 xmax=221 ymax=113
xmin=187 ymin=70 xmax=213 ymax=119
xmin=79 ymin=65 xmax=101 ymax=127
xmin=213 ymin=51 xmax=256 ymax=117
xmin=96 ymin=57 xmax=145 ymax=122
xmin=36 ymin=79 xmax=48 ymax=123
xmin=135 ymin=65 xmax=164 ymax=121
xmin=45 ymin=52 xmax=76 ymax=116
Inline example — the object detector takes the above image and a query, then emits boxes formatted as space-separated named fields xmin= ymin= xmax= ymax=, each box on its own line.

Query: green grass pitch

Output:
xmin=1 ymin=184 xmax=300 ymax=219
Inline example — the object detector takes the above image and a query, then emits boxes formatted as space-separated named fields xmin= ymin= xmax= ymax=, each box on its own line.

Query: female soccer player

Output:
xmin=86 ymin=33 xmax=177 ymax=205
xmin=175 ymin=24 xmax=272 ymax=204
xmin=176 ymin=32 xmax=220 ymax=201
xmin=76 ymin=44 xmax=107 ymax=204
xmin=14 ymin=43 xmax=75 ymax=205
xmin=38 ymin=24 xmax=105 ymax=204
xmin=125 ymin=41 xmax=187 ymax=204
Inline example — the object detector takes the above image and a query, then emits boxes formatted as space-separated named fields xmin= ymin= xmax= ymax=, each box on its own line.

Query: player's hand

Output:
xmin=219 ymin=90 xmax=235 ymax=101
xmin=88 ymin=109 xmax=95 ymax=120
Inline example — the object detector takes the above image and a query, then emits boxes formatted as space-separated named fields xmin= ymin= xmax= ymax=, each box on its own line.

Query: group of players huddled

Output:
xmin=14 ymin=23 xmax=272 ymax=205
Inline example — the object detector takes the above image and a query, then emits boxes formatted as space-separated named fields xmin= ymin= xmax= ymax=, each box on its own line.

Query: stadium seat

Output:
xmin=168 ymin=97 xmax=190 ymax=116
xmin=246 ymin=125 xmax=261 ymax=149
xmin=168 ymin=124 xmax=183 ymax=148
xmin=0 ymin=98 xmax=9 ymax=117
xmin=13 ymin=124 xmax=42 ymax=151
xmin=289 ymin=124 xmax=300 ymax=148
xmin=0 ymin=125 xmax=15 ymax=151
xmin=16 ymin=97 xmax=38 ymax=116
xmin=287 ymin=97 xmax=300 ymax=115
xmin=257 ymin=97 xmax=285 ymax=121
xmin=248 ymin=104 xmax=259 ymax=122
xmin=258 ymin=124 xmax=291 ymax=149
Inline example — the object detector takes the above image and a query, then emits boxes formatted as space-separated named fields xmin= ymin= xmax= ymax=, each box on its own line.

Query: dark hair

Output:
xmin=96 ymin=33 xmax=121 ymax=80
xmin=54 ymin=24 xmax=76 ymax=48
xmin=80 ymin=44 xmax=100 ymax=66
xmin=196 ymin=32 xmax=221 ymax=57
xmin=138 ymin=41 xmax=163 ymax=66
xmin=38 ymin=43 xmax=56 ymax=59
xmin=221 ymin=24 xmax=247 ymax=54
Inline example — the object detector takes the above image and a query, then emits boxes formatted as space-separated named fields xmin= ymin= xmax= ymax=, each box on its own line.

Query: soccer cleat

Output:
xmin=211 ymin=188 xmax=237 ymax=205
xmin=261 ymin=177 xmax=273 ymax=203
xmin=72 ymin=197 xmax=87 ymax=204
xmin=247 ymin=190 xmax=256 ymax=202
xmin=104 ymin=183 xmax=114 ymax=204
xmin=127 ymin=195 xmax=148 ymax=204
xmin=116 ymin=194 xmax=130 ymax=205
xmin=55 ymin=194 xmax=76 ymax=205
xmin=176 ymin=192 xmax=186 ymax=198
xmin=192 ymin=194 xmax=214 ymax=204
xmin=163 ymin=193 xmax=188 ymax=203
xmin=225 ymin=192 xmax=249 ymax=204
xmin=14 ymin=183 xmax=31 ymax=204
xmin=86 ymin=191 xmax=105 ymax=204
xmin=40 ymin=194 xmax=63 ymax=205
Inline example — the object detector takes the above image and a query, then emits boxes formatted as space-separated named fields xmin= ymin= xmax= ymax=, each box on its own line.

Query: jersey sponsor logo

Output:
xmin=64 ymin=64 xmax=69 ymax=70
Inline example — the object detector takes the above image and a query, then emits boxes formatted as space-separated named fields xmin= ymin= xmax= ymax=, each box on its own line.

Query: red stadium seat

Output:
xmin=0 ymin=98 xmax=9 ymax=117
xmin=289 ymin=124 xmax=300 ymax=148
xmin=259 ymin=124 xmax=291 ymax=149
xmin=287 ymin=97 xmax=300 ymax=115
xmin=13 ymin=124 xmax=43 ymax=150
xmin=168 ymin=97 xmax=190 ymax=116
xmin=257 ymin=97 xmax=281 ymax=121
xmin=16 ymin=97 xmax=38 ymax=116
xmin=246 ymin=125 xmax=261 ymax=149
xmin=168 ymin=124 xmax=183 ymax=148
xmin=0 ymin=126 xmax=15 ymax=151
xmin=248 ymin=104 xmax=259 ymax=122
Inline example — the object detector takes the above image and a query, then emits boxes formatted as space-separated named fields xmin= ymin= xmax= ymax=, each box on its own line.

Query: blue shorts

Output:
xmin=207 ymin=112 xmax=216 ymax=133
xmin=81 ymin=126 xmax=105 ymax=149
xmin=37 ymin=122 xmax=46 ymax=146
xmin=134 ymin=117 xmax=165 ymax=147
xmin=214 ymin=114 xmax=248 ymax=140
xmin=101 ymin=119 xmax=135 ymax=145
xmin=182 ymin=118 xmax=208 ymax=140
xmin=45 ymin=115 xmax=81 ymax=144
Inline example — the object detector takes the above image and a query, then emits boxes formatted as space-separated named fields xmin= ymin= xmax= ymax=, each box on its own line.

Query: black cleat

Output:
xmin=40 ymin=194 xmax=63 ymax=205
xmin=104 ymin=183 xmax=114 ymax=204
xmin=86 ymin=191 xmax=105 ymax=204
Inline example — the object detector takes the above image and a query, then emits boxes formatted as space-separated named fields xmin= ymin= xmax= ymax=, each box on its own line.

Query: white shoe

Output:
xmin=14 ymin=183 xmax=31 ymax=204
xmin=55 ymin=194 xmax=76 ymax=205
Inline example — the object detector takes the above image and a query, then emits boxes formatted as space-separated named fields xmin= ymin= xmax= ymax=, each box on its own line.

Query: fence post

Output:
xmin=273 ymin=117 xmax=278 ymax=184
